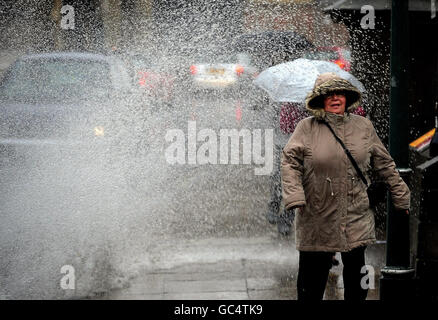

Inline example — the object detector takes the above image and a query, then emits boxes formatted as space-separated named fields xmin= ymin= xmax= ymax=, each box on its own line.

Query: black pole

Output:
xmin=380 ymin=0 xmax=415 ymax=300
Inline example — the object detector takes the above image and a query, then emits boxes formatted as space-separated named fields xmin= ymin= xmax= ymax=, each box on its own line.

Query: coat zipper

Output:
xmin=326 ymin=177 xmax=334 ymax=196
xmin=352 ymin=176 xmax=355 ymax=203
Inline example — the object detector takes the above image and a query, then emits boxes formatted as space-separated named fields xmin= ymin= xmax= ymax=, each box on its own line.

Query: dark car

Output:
xmin=232 ymin=31 xmax=314 ymax=70
xmin=301 ymin=46 xmax=352 ymax=71
xmin=0 ymin=52 xmax=148 ymax=164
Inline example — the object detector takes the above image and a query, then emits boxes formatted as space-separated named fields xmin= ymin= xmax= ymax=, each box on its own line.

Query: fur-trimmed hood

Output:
xmin=305 ymin=72 xmax=362 ymax=119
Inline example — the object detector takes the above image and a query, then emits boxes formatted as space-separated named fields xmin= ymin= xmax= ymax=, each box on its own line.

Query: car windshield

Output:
xmin=196 ymin=52 xmax=238 ymax=64
xmin=302 ymin=50 xmax=339 ymax=61
xmin=0 ymin=58 xmax=113 ymax=102
xmin=182 ymin=47 xmax=240 ymax=64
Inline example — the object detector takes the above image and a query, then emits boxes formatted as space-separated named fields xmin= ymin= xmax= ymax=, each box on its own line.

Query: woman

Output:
xmin=281 ymin=73 xmax=410 ymax=300
xmin=267 ymin=101 xmax=366 ymax=236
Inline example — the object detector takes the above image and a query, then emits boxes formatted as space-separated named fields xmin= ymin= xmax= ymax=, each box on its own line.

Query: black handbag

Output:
xmin=321 ymin=120 xmax=388 ymax=209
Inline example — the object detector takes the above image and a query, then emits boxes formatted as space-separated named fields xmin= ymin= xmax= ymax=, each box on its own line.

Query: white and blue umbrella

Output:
xmin=253 ymin=58 xmax=366 ymax=103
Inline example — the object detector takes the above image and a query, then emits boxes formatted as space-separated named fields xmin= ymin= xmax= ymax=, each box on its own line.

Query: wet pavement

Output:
xmin=97 ymin=236 xmax=299 ymax=300
xmin=95 ymin=236 xmax=382 ymax=300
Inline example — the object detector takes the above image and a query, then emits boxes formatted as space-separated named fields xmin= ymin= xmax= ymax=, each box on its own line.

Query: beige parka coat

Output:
xmin=281 ymin=73 xmax=410 ymax=252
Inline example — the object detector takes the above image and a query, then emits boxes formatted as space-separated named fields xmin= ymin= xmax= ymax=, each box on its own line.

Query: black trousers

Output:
xmin=297 ymin=246 xmax=368 ymax=301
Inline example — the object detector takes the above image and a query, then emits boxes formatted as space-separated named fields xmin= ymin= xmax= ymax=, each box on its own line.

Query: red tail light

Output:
xmin=138 ymin=71 xmax=149 ymax=86
xmin=235 ymin=64 xmax=244 ymax=76
xmin=235 ymin=101 xmax=242 ymax=121
xmin=334 ymin=59 xmax=346 ymax=70
xmin=190 ymin=65 xmax=197 ymax=75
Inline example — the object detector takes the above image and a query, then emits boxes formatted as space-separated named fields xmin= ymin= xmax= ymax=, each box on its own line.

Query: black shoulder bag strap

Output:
xmin=321 ymin=120 xmax=369 ymax=188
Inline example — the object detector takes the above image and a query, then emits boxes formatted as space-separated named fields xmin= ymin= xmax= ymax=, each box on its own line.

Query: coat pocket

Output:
xmin=351 ymin=175 xmax=370 ymax=210
xmin=313 ymin=175 xmax=337 ymax=212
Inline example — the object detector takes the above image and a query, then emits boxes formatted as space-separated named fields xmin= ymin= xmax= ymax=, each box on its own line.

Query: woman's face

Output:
xmin=323 ymin=91 xmax=346 ymax=115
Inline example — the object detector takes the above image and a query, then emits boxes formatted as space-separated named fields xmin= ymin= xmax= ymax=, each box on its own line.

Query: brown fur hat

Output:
xmin=305 ymin=72 xmax=362 ymax=119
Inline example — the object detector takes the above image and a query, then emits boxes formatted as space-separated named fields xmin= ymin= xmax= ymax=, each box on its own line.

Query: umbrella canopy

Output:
xmin=253 ymin=58 xmax=366 ymax=103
